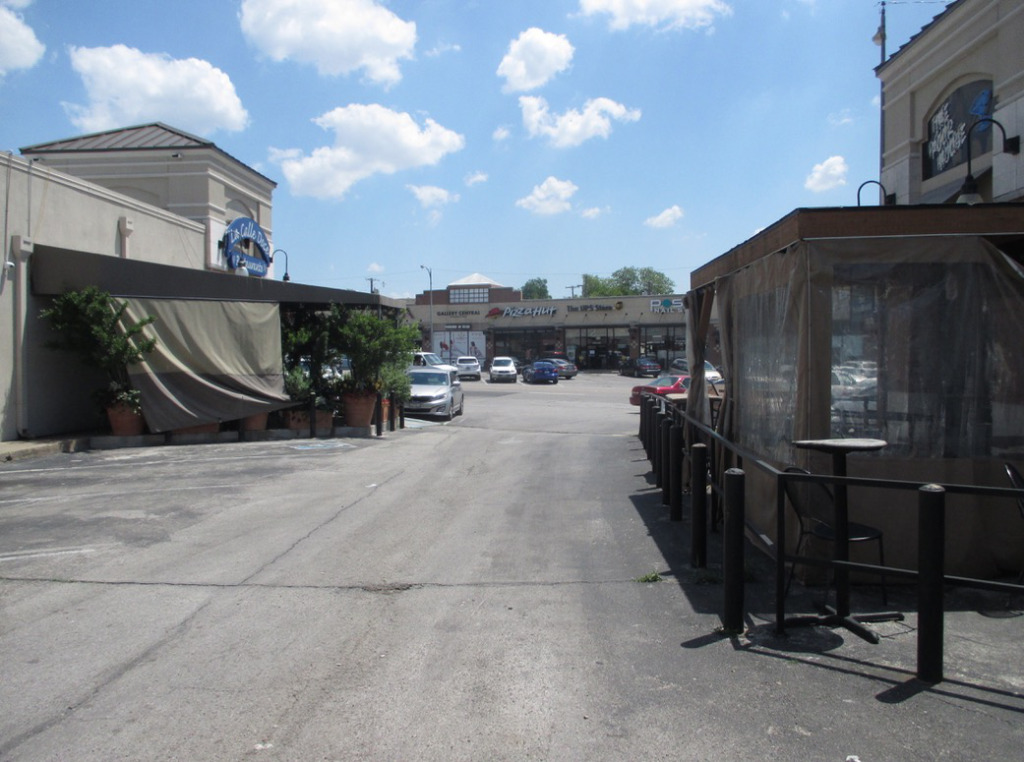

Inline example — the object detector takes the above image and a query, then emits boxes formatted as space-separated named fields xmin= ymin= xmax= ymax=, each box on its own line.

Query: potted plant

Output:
xmin=40 ymin=286 xmax=156 ymax=435
xmin=338 ymin=309 xmax=418 ymax=427
xmin=378 ymin=358 xmax=413 ymax=425
xmin=280 ymin=306 xmax=343 ymax=433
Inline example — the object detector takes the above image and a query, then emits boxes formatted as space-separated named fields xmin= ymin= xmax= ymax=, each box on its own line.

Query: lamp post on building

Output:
xmin=956 ymin=117 xmax=1020 ymax=205
xmin=420 ymin=264 xmax=434 ymax=352
xmin=272 ymin=249 xmax=291 ymax=281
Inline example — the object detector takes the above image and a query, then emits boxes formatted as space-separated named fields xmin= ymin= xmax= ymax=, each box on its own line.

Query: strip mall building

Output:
xmin=409 ymin=274 xmax=692 ymax=371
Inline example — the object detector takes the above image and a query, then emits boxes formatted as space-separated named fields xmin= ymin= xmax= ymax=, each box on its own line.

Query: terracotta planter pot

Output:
xmin=106 ymin=403 xmax=145 ymax=436
xmin=240 ymin=412 xmax=269 ymax=431
xmin=343 ymin=392 xmax=378 ymax=428
xmin=285 ymin=408 xmax=333 ymax=433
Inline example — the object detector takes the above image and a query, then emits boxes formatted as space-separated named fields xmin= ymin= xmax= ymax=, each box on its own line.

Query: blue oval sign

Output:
xmin=223 ymin=217 xmax=270 ymax=277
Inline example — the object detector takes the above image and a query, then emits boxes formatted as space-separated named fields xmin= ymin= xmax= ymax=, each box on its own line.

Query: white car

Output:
xmin=488 ymin=356 xmax=518 ymax=383
xmin=412 ymin=351 xmax=457 ymax=374
xmin=455 ymin=356 xmax=482 ymax=380
xmin=405 ymin=368 xmax=464 ymax=420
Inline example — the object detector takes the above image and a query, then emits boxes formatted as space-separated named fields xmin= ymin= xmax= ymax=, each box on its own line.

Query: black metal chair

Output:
xmin=783 ymin=466 xmax=888 ymax=606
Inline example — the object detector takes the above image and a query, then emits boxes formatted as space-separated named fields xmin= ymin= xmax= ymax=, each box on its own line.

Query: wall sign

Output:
xmin=650 ymin=298 xmax=684 ymax=314
xmin=923 ymin=80 xmax=993 ymax=179
xmin=223 ymin=217 xmax=271 ymax=276
xmin=486 ymin=306 xmax=558 ymax=318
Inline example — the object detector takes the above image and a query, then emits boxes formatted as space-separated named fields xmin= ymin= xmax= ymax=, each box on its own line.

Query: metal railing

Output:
xmin=637 ymin=390 xmax=1024 ymax=683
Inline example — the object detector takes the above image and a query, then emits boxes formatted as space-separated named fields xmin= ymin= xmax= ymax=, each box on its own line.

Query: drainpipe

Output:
xmin=12 ymin=235 xmax=33 ymax=437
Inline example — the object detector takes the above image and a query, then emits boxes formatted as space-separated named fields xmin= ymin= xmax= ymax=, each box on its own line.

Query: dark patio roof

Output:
xmin=31 ymin=246 xmax=404 ymax=312
xmin=690 ymin=203 xmax=1024 ymax=290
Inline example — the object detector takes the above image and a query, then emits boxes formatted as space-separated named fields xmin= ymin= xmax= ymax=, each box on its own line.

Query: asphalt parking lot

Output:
xmin=2 ymin=372 xmax=1024 ymax=760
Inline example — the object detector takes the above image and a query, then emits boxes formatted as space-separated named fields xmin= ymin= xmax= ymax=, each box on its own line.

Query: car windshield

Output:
xmin=493 ymin=358 xmax=512 ymax=367
xmin=534 ymin=362 xmax=554 ymax=368
xmin=457 ymin=357 xmax=477 ymax=364
xmin=421 ymin=353 xmax=444 ymax=365
xmin=650 ymin=375 xmax=680 ymax=386
xmin=410 ymin=372 xmax=449 ymax=386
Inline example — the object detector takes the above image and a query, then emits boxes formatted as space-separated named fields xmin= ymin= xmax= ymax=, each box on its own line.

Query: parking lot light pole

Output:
xmin=420 ymin=264 xmax=433 ymax=352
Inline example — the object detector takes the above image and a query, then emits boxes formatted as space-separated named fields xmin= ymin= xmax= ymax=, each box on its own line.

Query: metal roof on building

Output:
xmin=20 ymin=122 xmax=277 ymax=187
xmin=448 ymin=273 xmax=504 ymax=287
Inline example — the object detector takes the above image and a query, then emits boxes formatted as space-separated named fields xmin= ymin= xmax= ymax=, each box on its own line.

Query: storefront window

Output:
xmin=567 ymin=327 xmax=630 ymax=370
xmin=450 ymin=287 xmax=490 ymax=303
xmin=640 ymin=326 xmax=686 ymax=369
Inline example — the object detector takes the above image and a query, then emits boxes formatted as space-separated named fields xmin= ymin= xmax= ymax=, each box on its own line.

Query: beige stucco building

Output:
xmin=879 ymin=0 xmax=1024 ymax=204
xmin=1 ymin=124 xmax=393 ymax=442
xmin=408 ymin=274 xmax=691 ymax=372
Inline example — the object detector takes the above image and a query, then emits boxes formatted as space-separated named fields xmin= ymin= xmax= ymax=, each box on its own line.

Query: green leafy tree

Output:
xmin=521 ymin=277 xmax=551 ymax=300
xmin=582 ymin=267 xmax=675 ymax=297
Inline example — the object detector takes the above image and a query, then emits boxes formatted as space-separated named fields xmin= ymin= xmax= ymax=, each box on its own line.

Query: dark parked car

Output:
xmin=619 ymin=356 xmax=661 ymax=377
xmin=543 ymin=357 xmax=578 ymax=379
xmin=523 ymin=361 xmax=559 ymax=384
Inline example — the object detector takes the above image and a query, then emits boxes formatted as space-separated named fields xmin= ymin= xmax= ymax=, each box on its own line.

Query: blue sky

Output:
xmin=0 ymin=0 xmax=950 ymax=298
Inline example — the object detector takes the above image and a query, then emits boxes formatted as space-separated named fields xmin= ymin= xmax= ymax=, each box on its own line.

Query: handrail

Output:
xmin=642 ymin=389 xmax=1024 ymax=682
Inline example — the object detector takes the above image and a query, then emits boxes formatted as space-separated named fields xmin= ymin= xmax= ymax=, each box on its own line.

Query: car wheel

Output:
xmin=456 ymin=398 xmax=464 ymax=416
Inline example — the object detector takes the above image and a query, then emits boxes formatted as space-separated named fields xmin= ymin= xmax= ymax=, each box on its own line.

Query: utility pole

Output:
xmin=367 ymin=278 xmax=384 ymax=317
xmin=566 ymin=284 xmax=582 ymax=297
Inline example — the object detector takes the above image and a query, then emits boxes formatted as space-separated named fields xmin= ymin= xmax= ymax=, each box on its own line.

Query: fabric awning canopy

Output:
xmin=30 ymin=245 xmax=404 ymax=432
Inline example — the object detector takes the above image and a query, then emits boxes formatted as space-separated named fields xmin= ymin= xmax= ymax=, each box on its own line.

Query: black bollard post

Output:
xmin=722 ymin=467 xmax=746 ymax=633
xmin=917 ymin=483 xmax=946 ymax=683
xmin=691 ymin=443 xmax=708 ymax=568
xmin=669 ymin=421 xmax=683 ymax=521
xmin=308 ymin=395 xmax=316 ymax=439
xmin=388 ymin=392 xmax=396 ymax=431
xmin=660 ymin=413 xmax=673 ymax=506
xmin=654 ymin=405 xmax=668 ymax=488
xmin=375 ymin=393 xmax=383 ymax=437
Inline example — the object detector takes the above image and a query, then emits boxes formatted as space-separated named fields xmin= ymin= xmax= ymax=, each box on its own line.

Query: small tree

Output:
xmin=338 ymin=309 xmax=420 ymax=394
xmin=521 ymin=277 xmax=551 ymax=300
xmin=40 ymin=287 xmax=156 ymax=412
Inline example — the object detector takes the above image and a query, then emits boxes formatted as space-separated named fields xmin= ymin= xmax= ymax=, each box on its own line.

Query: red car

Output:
xmin=630 ymin=375 xmax=691 ymax=406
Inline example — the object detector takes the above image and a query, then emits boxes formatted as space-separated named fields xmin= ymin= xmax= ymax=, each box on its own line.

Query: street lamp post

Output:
xmin=272 ymin=249 xmax=291 ymax=281
xmin=420 ymin=264 xmax=434 ymax=352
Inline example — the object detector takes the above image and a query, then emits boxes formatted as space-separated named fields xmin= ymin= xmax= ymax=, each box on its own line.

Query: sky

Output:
xmin=0 ymin=0 xmax=952 ymax=299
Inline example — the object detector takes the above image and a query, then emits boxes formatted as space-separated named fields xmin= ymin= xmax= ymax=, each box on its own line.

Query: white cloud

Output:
xmin=465 ymin=171 xmax=488 ymax=186
xmin=492 ymin=126 xmax=511 ymax=142
xmin=520 ymin=95 xmax=640 ymax=148
xmin=425 ymin=41 xmax=461 ymax=58
xmin=645 ymin=205 xmax=684 ymax=228
xmin=62 ymin=45 xmax=248 ymax=134
xmin=273 ymin=103 xmax=465 ymax=199
xmin=581 ymin=206 xmax=605 ymax=219
xmin=239 ymin=0 xmax=415 ymax=87
xmin=497 ymin=27 xmax=574 ymax=93
xmin=368 ymin=262 xmax=384 ymax=273
xmin=579 ymin=0 xmax=733 ymax=32
xmin=804 ymin=155 xmax=848 ymax=192
xmin=827 ymin=108 xmax=853 ymax=127
xmin=407 ymin=184 xmax=459 ymax=208
xmin=516 ymin=176 xmax=578 ymax=215
xmin=0 ymin=3 xmax=44 ymax=77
